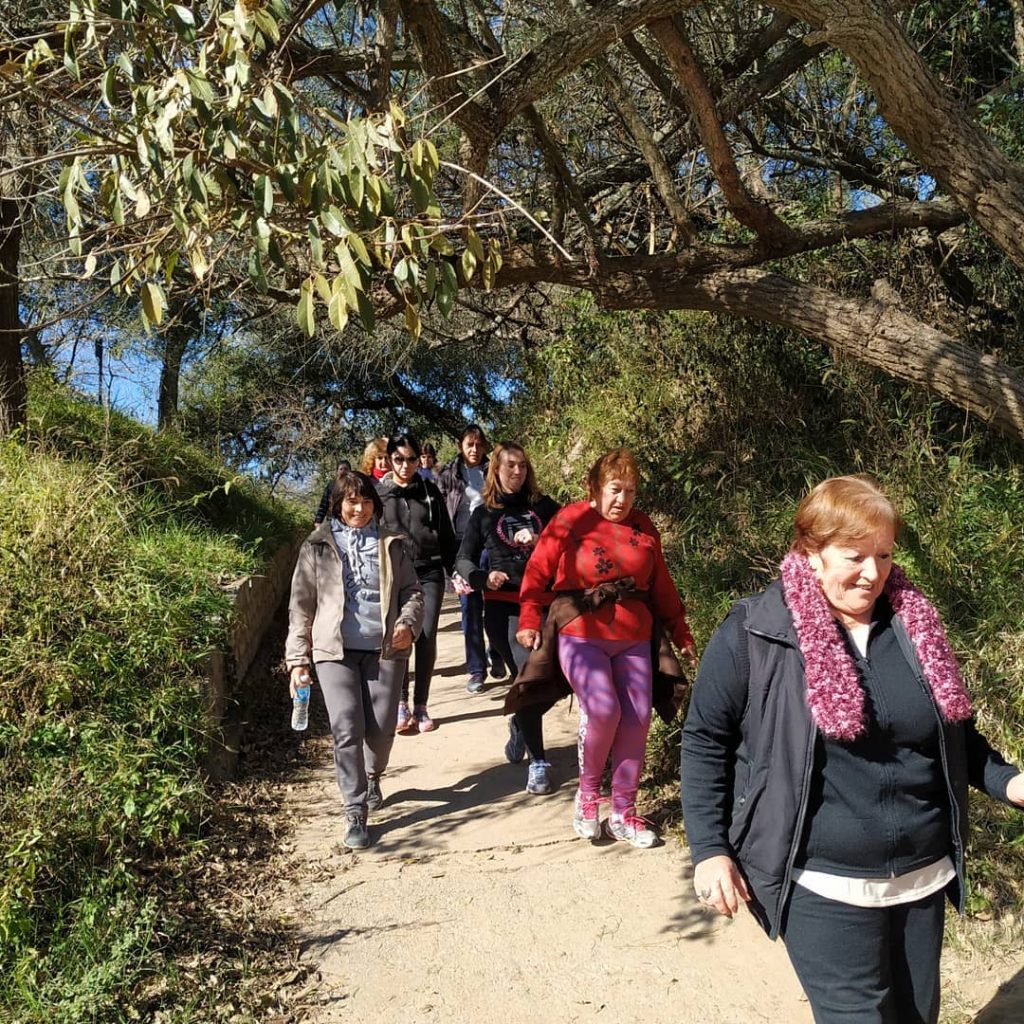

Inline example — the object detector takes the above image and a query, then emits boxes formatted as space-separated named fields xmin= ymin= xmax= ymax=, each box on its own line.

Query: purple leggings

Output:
xmin=557 ymin=634 xmax=653 ymax=815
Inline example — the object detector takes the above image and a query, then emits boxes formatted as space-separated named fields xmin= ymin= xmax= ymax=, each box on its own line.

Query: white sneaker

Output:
xmin=573 ymin=790 xmax=601 ymax=840
xmin=605 ymin=812 xmax=657 ymax=848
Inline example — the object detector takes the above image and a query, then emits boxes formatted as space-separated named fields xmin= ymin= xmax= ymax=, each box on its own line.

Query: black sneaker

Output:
xmin=489 ymin=658 xmax=508 ymax=681
xmin=366 ymin=775 xmax=384 ymax=811
xmin=504 ymin=716 xmax=527 ymax=764
xmin=344 ymin=809 xmax=370 ymax=849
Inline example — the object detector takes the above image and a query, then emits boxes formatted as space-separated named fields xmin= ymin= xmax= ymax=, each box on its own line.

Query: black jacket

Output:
xmin=455 ymin=494 xmax=561 ymax=595
xmin=378 ymin=475 xmax=458 ymax=574
xmin=681 ymin=581 xmax=1019 ymax=939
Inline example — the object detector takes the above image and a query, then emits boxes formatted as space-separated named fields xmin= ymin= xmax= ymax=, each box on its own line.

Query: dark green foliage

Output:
xmin=0 ymin=376 xmax=303 ymax=1020
xmin=512 ymin=296 xmax=1024 ymax=915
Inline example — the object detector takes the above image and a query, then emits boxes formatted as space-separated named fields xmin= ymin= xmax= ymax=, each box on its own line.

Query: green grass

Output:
xmin=0 ymin=376 xmax=304 ymax=1022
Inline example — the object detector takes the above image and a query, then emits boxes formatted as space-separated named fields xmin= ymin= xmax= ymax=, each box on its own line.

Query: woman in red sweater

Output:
xmin=517 ymin=449 xmax=696 ymax=847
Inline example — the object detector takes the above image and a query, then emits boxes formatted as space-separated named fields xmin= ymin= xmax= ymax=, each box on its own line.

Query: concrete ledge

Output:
xmin=206 ymin=538 xmax=302 ymax=779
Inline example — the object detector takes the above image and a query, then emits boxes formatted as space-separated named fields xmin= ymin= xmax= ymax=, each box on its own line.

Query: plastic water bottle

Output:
xmin=291 ymin=674 xmax=311 ymax=731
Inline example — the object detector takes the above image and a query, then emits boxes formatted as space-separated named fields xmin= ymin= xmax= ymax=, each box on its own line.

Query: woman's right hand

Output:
xmin=487 ymin=570 xmax=510 ymax=590
xmin=289 ymin=665 xmax=312 ymax=698
xmin=515 ymin=628 xmax=541 ymax=650
xmin=693 ymin=855 xmax=751 ymax=918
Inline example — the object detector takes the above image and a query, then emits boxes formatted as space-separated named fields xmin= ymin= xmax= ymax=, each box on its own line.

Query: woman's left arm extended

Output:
xmin=392 ymin=545 xmax=425 ymax=649
xmin=965 ymin=720 xmax=1024 ymax=807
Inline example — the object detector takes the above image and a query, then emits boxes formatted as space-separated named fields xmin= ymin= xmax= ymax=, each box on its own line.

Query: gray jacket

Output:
xmin=681 ymin=582 xmax=1018 ymax=939
xmin=285 ymin=520 xmax=424 ymax=666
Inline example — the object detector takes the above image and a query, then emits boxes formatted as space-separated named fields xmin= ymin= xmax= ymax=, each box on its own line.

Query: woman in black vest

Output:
xmin=378 ymin=432 xmax=458 ymax=734
xmin=456 ymin=441 xmax=560 ymax=795
xmin=681 ymin=474 xmax=1023 ymax=1024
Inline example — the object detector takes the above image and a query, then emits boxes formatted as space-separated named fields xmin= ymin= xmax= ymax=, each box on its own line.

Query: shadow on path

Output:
xmin=974 ymin=968 xmax=1024 ymax=1023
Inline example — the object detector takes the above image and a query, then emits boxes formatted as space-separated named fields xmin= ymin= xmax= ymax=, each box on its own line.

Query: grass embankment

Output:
xmin=0 ymin=378 xmax=304 ymax=1022
xmin=514 ymin=299 xmax=1024 ymax=920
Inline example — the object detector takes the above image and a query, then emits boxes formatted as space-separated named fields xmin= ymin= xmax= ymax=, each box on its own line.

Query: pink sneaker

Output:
xmin=413 ymin=705 xmax=435 ymax=733
xmin=573 ymin=790 xmax=601 ymax=840
xmin=396 ymin=702 xmax=415 ymax=734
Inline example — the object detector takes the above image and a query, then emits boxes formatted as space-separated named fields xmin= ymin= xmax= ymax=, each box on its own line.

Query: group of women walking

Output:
xmin=286 ymin=431 xmax=1023 ymax=1024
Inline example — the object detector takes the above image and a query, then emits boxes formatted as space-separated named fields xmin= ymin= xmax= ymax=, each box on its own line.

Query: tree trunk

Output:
xmin=0 ymin=167 xmax=25 ymax=435
xmin=157 ymin=326 xmax=189 ymax=430
xmin=770 ymin=0 xmax=1024 ymax=270
xmin=609 ymin=267 xmax=1024 ymax=441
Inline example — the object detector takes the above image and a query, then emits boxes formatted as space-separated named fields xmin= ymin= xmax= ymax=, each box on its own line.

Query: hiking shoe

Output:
xmin=504 ymin=716 xmax=527 ymax=764
xmin=396 ymin=701 xmax=415 ymax=734
xmin=573 ymin=790 xmax=602 ymax=840
xmin=526 ymin=760 xmax=554 ymax=795
xmin=466 ymin=674 xmax=485 ymax=694
xmin=343 ymin=809 xmax=370 ymax=849
xmin=413 ymin=705 xmax=435 ymax=733
xmin=366 ymin=775 xmax=384 ymax=811
xmin=606 ymin=812 xmax=657 ymax=848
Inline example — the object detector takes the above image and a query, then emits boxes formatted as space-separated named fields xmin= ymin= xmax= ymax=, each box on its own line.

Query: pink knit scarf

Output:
xmin=779 ymin=552 xmax=972 ymax=740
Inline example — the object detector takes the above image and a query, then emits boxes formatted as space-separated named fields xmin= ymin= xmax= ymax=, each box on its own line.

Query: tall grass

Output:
xmin=0 ymin=377 xmax=303 ymax=1021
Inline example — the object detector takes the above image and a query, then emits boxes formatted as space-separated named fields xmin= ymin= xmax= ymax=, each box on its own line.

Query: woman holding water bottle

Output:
xmin=286 ymin=469 xmax=424 ymax=850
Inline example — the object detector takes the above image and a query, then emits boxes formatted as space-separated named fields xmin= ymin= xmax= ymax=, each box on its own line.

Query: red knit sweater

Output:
xmin=518 ymin=500 xmax=693 ymax=649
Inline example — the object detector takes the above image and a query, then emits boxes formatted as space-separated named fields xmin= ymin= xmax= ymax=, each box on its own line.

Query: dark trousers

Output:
xmin=781 ymin=884 xmax=945 ymax=1024
xmin=459 ymin=590 xmax=488 ymax=678
xmin=402 ymin=566 xmax=444 ymax=706
xmin=485 ymin=600 xmax=555 ymax=762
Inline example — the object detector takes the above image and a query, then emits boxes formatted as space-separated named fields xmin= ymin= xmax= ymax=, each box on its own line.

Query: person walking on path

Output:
xmin=517 ymin=449 xmax=696 ymax=846
xmin=313 ymin=459 xmax=351 ymax=526
xmin=360 ymin=438 xmax=391 ymax=481
xmin=286 ymin=469 xmax=424 ymax=850
xmin=455 ymin=441 xmax=561 ymax=794
xmin=378 ymin=432 xmax=458 ymax=735
xmin=681 ymin=474 xmax=1024 ymax=1024
xmin=418 ymin=443 xmax=438 ymax=482
xmin=437 ymin=422 xmax=507 ymax=691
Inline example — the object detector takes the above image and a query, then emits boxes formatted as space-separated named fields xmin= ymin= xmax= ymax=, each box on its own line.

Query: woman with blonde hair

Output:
xmin=682 ymin=474 xmax=1024 ymax=1023
xmin=359 ymin=437 xmax=391 ymax=481
xmin=455 ymin=441 xmax=560 ymax=792
xmin=518 ymin=449 xmax=696 ymax=845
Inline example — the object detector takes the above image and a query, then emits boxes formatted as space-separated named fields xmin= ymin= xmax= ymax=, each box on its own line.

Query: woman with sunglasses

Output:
xmin=378 ymin=432 xmax=459 ymax=733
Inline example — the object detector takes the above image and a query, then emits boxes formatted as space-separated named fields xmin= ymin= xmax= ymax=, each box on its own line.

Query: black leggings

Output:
xmin=401 ymin=566 xmax=444 ymax=706
xmin=485 ymin=599 xmax=555 ymax=761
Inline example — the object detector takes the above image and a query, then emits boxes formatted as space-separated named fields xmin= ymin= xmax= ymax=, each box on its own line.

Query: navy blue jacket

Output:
xmin=681 ymin=581 xmax=1019 ymax=939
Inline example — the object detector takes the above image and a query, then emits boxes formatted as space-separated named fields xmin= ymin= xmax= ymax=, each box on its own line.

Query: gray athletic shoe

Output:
xmin=504 ymin=716 xmax=527 ymax=764
xmin=465 ymin=674 xmax=485 ymax=694
xmin=366 ymin=775 xmax=384 ymax=811
xmin=526 ymin=759 xmax=554 ymax=795
xmin=344 ymin=809 xmax=370 ymax=849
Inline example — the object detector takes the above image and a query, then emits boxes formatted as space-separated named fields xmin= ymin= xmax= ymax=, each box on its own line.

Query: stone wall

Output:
xmin=206 ymin=538 xmax=301 ymax=779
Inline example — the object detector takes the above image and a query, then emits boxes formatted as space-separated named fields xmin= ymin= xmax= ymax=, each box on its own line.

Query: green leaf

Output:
xmin=356 ymin=291 xmax=375 ymax=333
xmin=185 ymin=69 xmax=214 ymax=105
xmin=320 ymin=206 xmax=346 ymax=237
xmin=255 ymin=174 xmax=273 ymax=217
xmin=348 ymin=233 xmax=371 ymax=267
xmin=313 ymin=272 xmax=331 ymax=303
xmin=328 ymin=290 xmax=349 ymax=331
xmin=296 ymin=281 xmax=315 ymax=337
xmin=348 ymin=167 xmax=364 ymax=208
xmin=248 ymin=249 xmax=268 ymax=293
xmin=404 ymin=302 xmax=422 ymax=340
xmin=141 ymin=281 xmax=165 ymax=326
xmin=441 ymin=260 xmax=458 ymax=294
xmin=460 ymin=247 xmax=477 ymax=283
xmin=101 ymin=65 xmax=118 ymax=108
xmin=467 ymin=229 xmax=485 ymax=262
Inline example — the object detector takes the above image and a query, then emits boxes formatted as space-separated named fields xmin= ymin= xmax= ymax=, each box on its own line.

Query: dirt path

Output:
xmin=271 ymin=599 xmax=1022 ymax=1023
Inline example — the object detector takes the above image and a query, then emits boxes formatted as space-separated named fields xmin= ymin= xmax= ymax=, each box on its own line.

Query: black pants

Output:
xmin=402 ymin=566 xmax=444 ymax=706
xmin=781 ymin=883 xmax=945 ymax=1024
xmin=485 ymin=599 xmax=555 ymax=761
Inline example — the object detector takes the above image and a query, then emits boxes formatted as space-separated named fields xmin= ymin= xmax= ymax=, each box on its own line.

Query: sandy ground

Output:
xmin=273 ymin=599 xmax=1023 ymax=1024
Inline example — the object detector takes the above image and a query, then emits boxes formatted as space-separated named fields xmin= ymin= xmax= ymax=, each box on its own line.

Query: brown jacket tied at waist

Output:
xmin=504 ymin=576 xmax=690 ymax=724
